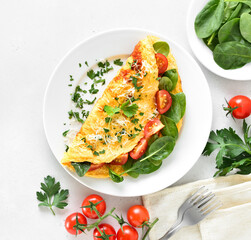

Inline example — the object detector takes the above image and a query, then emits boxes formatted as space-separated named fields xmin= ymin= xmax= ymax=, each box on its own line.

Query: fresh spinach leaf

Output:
xmin=218 ymin=18 xmax=242 ymax=43
xmin=153 ymin=41 xmax=170 ymax=56
xmin=225 ymin=0 xmax=251 ymax=8
xmin=148 ymin=134 xmax=159 ymax=146
xmin=228 ymin=3 xmax=243 ymax=20
xmin=163 ymin=69 xmax=178 ymax=91
xmin=213 ymin=41 xmax=251 ymax=69
xmin=165 ymin=93 xmax=186 ymax=123
xmin=195 ymin=0 xmax=225 ymax=38
xmin=71 ymin=162 xmax=91 ymax=177
xmin=160 ymin=115 xmax=178 ymax=140
xmin=223 ymin=2 xmax=240 ymax=22
xmin=122 ymin=157 xmax=139 ymax=178
xmin=159 ymin=76 xmax=173 ymax=91
xmin=109 ymin=168 xmax=124 ymax=183
xmin=147 ymin=136 xmax=176 ymax=162
xmin=240 ymin=13 xmax=251 ymax=43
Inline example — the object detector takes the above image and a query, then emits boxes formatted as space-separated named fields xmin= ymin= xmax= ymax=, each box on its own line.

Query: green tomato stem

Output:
xmin=141 ymin=218 xmax=159 ymax=240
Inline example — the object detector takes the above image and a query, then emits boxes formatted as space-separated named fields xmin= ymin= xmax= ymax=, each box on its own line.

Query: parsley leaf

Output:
xmin=36 ymin=176 xmax=69 ymax=215
xmin=103 ymin=128 xmax=110 ymax=133
xmin=131 ymin=76 xmax=143 ymax=91
xmin=121 ymin=100 xmax=138 ymax=118
xmin=89 ymin=83 xmax=99 ymax=94
xmin=62 ymin=130 xmax=69 ymax=137
xmin=203 ymin=120 xmax=251 ymax=176
xmin=87 ymin=70 xmax=96 ymax=79
xmin=83 ymin=97 xmax=96 ymax=105
xmin=68 ymin=110 xmax=84 ymax=123
xmin=104 ymin=105 xmax=121 ymax=116
xmin=105 ymin=117 xmax=112 ymax=123
xmin=114 ymin=59 xmax=123 ymax=66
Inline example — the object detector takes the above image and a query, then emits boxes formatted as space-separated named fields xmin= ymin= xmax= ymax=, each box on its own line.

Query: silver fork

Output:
xmin=159 ymin=186 xmax=222 ymax=240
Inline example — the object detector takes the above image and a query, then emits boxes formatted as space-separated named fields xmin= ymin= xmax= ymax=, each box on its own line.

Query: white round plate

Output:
xmin=44 ymin=28 xmax=212 ymax=197
xmin=187 ymin=0 xmax=251 ymax=81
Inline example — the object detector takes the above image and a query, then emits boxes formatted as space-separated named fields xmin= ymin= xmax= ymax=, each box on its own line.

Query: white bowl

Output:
xmin=187 ymin=0 xmax=251 ymax=81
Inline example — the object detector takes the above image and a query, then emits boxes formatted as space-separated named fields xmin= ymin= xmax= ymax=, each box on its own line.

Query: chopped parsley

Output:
xmin=105 ymin=117 xmax=112 ymax=123
xmin=69 ymin=75 xmax=74 ymax=81
xmin=79 ymin=63 xmax=82 ymax=67
xmin=115 ymin=97 xmax=119 ymax=101
xmin=87 ymin=145 xmax=93 ymax=150
xmin=85 ymin=61 xmax=89 ymax=67
xmin=114 ymin=59 xmax=123 ymax=66
xmin=94 ymin=78 xmax=106 ymax=85
xmin=87 ymin=69 xmax=96 ymax=79
xmin=68 ymin=110 xmax=84 ymax=123
xmin=128 ymin=133 xmax=140 ymax=139
xmin=83 ymin=97 xmax=96 ymax=105
xmin=131 ymin=118 xmax=139 ymax=124
xmin=134 ymin=127 xmax=141 ymax=132
xmin=103 ymin=128 xmax=110 ymax=133
xmin=139 ymin=112 xmax=144 ymax=116
xmin=89 ymin=83 xmax=99 ymax=94
xmin=117 ymin=135 xmax=122 ymax=143
xmin=94 ymin=151 xmax=99 ymax=156
xmin=121 ymin=100 xmax=138 ymax=118
xmin=99 ymin=149 xmax=105 ymax=154
xmin=62 ymin=130 xmax=70 ymax=137
xmin=131 ymin=76 xmax=143 ymax=91
xmin=144 ymin=72 xmax=148 ymax=77
xmin=104 ymin=105 xmax=120 ymax=116
xmin=68 ymin=84 xmax=72 ymax=87
xmin=82 ymin=110 xmax=89 ymax=118
xmin=65 ymin=145 xmax=69 ymax=152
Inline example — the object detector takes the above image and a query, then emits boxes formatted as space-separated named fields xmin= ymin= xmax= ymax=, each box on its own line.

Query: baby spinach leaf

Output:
xmin=238 ymin=3 xmax=251 ymax=15
xmin=122 ymin=157 xmax=139 ymax=178
xmin=228 ymin=3 xmax=243 ymax=20
xmin=225 ymin=0 xmax=251 ymax=8
xmin=109 ymin=168 xmax=124 ymax=183
xmin=163 ymin=69 xmax=178 ymax=91
xmin=147 ymin=136 xmax=176 ymax=162
xmin=159 ymin=76 xmax=173 ymax=91
xmin=223 ymin=2 xmax=239 ymax=23
xmin=218 ymin=18 xmax=242 ymax=43
xmin=153 ymin=41 xmax=170 ymax=57
xmin=71 ymin=162 xmax=91 ymax=177
xmin=213 ymin=41 xmax=251 ymax=69
xmin=240 ymin=13 xmax=251 ymax=43
xmin=148 ymin=134 xmax=159 ymax=146
xmin=165 ymin=93 xmax=186 ymax=123
xmin=195 ymin=0 xmax=225 ymax=38
xmin=160 ymin=115 xmax=178 ymax=140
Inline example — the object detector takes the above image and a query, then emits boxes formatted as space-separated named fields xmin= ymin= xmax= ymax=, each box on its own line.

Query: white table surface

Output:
xmin=1 ymin=0 xmax=250 ymax=239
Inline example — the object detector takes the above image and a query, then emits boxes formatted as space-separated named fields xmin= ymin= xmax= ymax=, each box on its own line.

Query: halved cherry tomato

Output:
xmin=65 ymin=212 xmax=87 ymax=235
xmin=156 ymin=90 xmax=172 ymax=114
xmin=117 ymin=225 xmax=138 ymax=240
xmin=88 ymin=163 xmax=105 ymax=172
xmin=82 ymin=194 xmax=106 ymax=219
xmin=129 ymin=138 xmax=148 ymax=160
xmin=110 ymin=153 xmax=128 ymax=165
xmin=144 ymin=118 xmax=164 ymax=140
xmin=127 ymin=205 xmax=150 ymax=228
xmin=155 ymin=53 xmax=168 ymax=75
xmin=93 ymin=224 xmax=116 ymax=240
xmin=225 ymin=95 xmax=251 ymax=119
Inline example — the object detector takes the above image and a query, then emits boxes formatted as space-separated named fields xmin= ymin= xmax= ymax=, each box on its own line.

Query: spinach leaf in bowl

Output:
xmin=240 ymin=13 xmax=251 ymax=43
xmin=213 ymin=41 xmax=251 ymax=69
xmin=218 ymin=18 xmax=242 ymax=43
xmin=195 ymin=0 xmax=225 ymax=38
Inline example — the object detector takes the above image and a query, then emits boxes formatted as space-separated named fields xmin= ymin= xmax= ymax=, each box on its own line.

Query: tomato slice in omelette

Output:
xmin=61 ymin=36 xmax=183 ymax=178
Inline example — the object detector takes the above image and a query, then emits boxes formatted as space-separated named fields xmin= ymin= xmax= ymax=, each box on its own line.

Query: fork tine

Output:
xmin=185 ymin=186 xmax=205 ymax=203
xmin=190 ymin=188 xmax=209 ymax=204
xmin=200 ymin=200 xmax=221 ymax=215
xmin=196 ymin=192 xmax=215 ymax=208
xmin=202 ymin=203 xmax=222 ymax=218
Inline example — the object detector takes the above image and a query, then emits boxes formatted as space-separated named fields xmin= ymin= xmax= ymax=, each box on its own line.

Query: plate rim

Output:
xmin=186 ymin=0 xmax=251 ymax=81
xmin=43 ymin=27 xmax=213 ymax=197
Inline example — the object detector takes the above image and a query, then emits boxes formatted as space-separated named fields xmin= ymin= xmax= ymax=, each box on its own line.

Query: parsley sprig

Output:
xmin=203 ymin=120 xmax=251 ymax=176
xmin=36 ymin=176 xmax=69 ymax=215
xmin=104 ymin=101 xmax=138 ymax=118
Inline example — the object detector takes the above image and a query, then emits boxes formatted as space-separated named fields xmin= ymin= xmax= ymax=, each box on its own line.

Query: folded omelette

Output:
xmin=61 ymin=36 xmax=183 ymax=178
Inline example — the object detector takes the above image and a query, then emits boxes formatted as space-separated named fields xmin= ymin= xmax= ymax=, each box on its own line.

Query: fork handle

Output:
xmin=159 ymin=221 xmax=183 ymax=240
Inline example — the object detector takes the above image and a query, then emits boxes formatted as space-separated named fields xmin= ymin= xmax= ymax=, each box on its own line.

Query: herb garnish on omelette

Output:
xmin=61 ymin=36 xmax=186 ymax=182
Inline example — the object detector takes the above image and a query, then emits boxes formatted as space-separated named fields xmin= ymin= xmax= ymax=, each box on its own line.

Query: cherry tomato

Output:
xmin=156 ymin=90 xmax=172 ymax=114
xmin=144 ymin=118 xmax=164 ymax=140
xmin=93 ymin=223 xmax=116 ymax=240
xmin=88 ymin=163 xmax=105 ymax=171
xmin=110 ymin=153 xmax=128 ymax=165
xmin=65 ymin=212 xmax=87 ymax=235
xmin=226 ymin=95 xmax=251 ymax=119
xmin=155 ymin=53 xmax=168 ymax=75
xmin=82 ymin=194 xmax=106 ymax=219
xmin=127 ymin=205 xmax=150 ymax=228
xmin=117 ymin=225 xmax=138 ymax=240
xmin=129 ymin=138 xmax=148 ymax=160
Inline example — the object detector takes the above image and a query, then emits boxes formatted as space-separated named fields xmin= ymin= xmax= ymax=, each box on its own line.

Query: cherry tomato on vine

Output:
xmin=156 ymin=90 xmax=172 ymax=114
xmin=93 ymin=223 xmax=116 ymax=240
xmin=117 ymin=225 xmax=138 ymax=240
xmin=144 ymin=118 xmax=164 ymax=140
xmin=82 ymin=194 xmax=106 ymax=219
xmin=224 ymin=95 xmax=251 ymax=119
xmin=155 ymin=53 xmax=168 ymax=74
xmin=127 ymin=205 xmax=150 ymax=228
xmin=129 ymin=138 xmax=148 ymax=160
xmin=65 ymin=212 xmax=87 ymax=235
